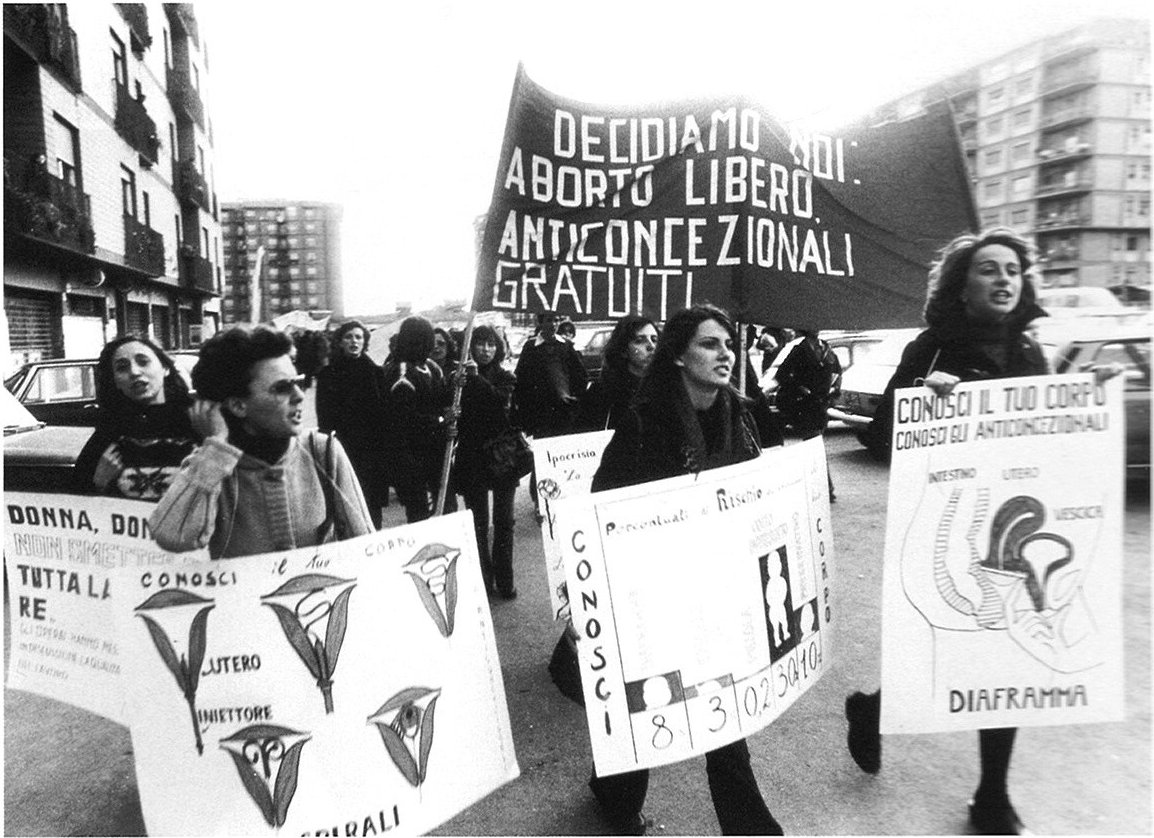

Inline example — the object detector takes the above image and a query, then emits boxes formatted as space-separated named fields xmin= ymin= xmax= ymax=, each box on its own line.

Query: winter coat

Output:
xmin=74 ymin=401 xmax=198 ymax=501
xmin=576 ymin=365 xmax=641 ymax=432
xmin=380 ymin=360 xmax=452 ymax=494
xmin=149 ymin=431 xmax=373 ymax=559
xmin=592 ymin=381 xmax=762 ymax=493
xmin=514 ymin=336 xmax=587 ymax=436
xmin=865 ymin=311 xmax=1050 ymax=459
xmin=315 ymin=353 xmax=389 ymax=498
xmin=453 ymin=362 xmax=518 ymax=490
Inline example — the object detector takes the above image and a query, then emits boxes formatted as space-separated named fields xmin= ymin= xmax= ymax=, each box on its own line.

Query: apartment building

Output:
xmin=219 ymin=201 xmax=344 ymax=324
xmin=3 ymin=3 xmax=221 ymax=370
xmin=870 ymin=17 xmax=1151 ymax=296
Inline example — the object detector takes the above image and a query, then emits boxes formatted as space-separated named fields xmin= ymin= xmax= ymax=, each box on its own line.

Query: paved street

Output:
xmin=4 ymin=427 xmax=1151 ymax=835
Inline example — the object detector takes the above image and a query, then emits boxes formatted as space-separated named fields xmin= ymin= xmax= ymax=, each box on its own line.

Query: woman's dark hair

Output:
xmin=332 ymin=320 xmax=371 ymax=352
xmin=470 ymin=324 xmax=506 ymax=366
xmin=393 ymin=316 xmax=435 ymax=365
xmin=602 ymin=315 xmax=657 ymax=376
xmin=638 ymin=304 xmax=735 ymax=400
xmin=924 ymin=227 xmax=1037 ymax=327
xmin=192 ymin=326 xmax=295 ymax=402
xmin=95 ymin=334 xmax=189 ymax=418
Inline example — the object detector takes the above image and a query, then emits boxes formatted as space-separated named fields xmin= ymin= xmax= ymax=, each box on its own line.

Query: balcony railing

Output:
xmin=175 ymin=159 xmax=211 ymax=211
xmin=1035 ymin=214 xmax=1089 ymax=230
xmin=1040 ymin=68 xmax=1098 ymax=96
xmin=1040 ymin=107 xmax=1093 ymax=129
xmin=3 ymin=5 xmax=82 ymax=92
xmin=4 ymin=159 xmax=95 ymax=253
xmin=165 ymin=63 xmax=205 ymax=128
xmin=180 ymin=248 xmax=216 ymax=293
xmin=1037 ymin=142 xmax=1092 ymax=162
xmin=1039 ymin=248 xmax=1081 ymax=262
xmin=163 ymin=3 xmax=199 ymax=47
xmin=115 ymin=4 xmax=151 ymax=53
xmin=123 ymin=215 xmax=165 ymax=275
xmin=113 ymin=81 xmax=160 ymax=166
xmin=1036 ymin=177 xmax=1093 ymax=197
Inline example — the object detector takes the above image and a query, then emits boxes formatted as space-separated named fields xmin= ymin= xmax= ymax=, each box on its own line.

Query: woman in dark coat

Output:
xmin=74 ymin=335 xmax=198 ymax=501
xmin=588 ymin=304 xmax=783 ymax=836
xmin=382 ymin=316 xmax=455 ymax=522
xmin=847 ymin=228 xmax=1054 ymax=835
xmin=453 ymin=325 xmax=520 ymax=599
xmin=316 ymin=320 xmax=389 ymax=527
xmin=576 ymin=314 xmax=657 ymax=432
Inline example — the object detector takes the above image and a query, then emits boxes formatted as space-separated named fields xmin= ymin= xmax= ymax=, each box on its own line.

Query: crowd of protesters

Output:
xmin=71 ymin=226 xmax=1132 ymax=835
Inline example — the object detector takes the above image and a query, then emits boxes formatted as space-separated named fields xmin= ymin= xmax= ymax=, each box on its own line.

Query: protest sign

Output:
xmin=879 ymin=374 xmax=1125 ymax=734
xmin=553 ymin=438 xmax=833 ymax=776
xmin=473 ymin=65 xmax=976 ymax=329
xmin=4 ymin=492 xmax=202 ymax=723
xmin=532 ymin=429 xmax=613 ymax=620
xmin=111 ymin=511 xmax=519 ymax=836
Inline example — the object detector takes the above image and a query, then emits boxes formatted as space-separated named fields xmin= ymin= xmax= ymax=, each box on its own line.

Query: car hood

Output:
xmin=3 ymin=425 xmax=94 ymax=465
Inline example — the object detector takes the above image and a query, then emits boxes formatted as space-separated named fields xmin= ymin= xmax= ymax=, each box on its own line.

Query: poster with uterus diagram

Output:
xmin=879 ymin=373 xmax=1125 ymax=734
xmin=112 ymin=510 xmax=519 ymax=836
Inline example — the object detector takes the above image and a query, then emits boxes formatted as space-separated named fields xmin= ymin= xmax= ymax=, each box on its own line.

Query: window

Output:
xmin=169 ymin=123 xmax=177 ymax=162
xmin=202 ymin=227 xmax=210 ymax=257
xmin=306 ymin=266 xmax=318 ymax=277
xmin=985 ymin=115 xmax=1003 ymax=138
xmin=1012 ymin=141 xmax=1030 ymax=163
xmin=111 ymin=30 xmax=127 ymax=88
xmin=1012 ymin=108 xmax=1031 ymax=129
xmin=986 ymin=86 xmax=1004 ymax=108
xmin=163 ymin=27 xmax=170 ymax=68
xmin=1011 ymin=208 xmax=1029 ymax=226
xmin=142 ymin=191 xmax=151 ymax=227
xmin=305 ymin=236 xmax=317 ymax=247
xmin=192 ymin=63 xmax=200 ymax=91
xmin=197 ymin=145 xmax=205 ymax=173
xmin=52 ymin=115 xmax=79 ymax=186
xmin=984 ymin=178 xmax=1004 ymax=203
xmin=120 ymin=166 xmax=137 ymax=218
xmin=1012 ymin=175 xmax=1030 ymax=198
xmin=174 ymin=215 xmax=181 ymax=248
xmin=984 ymin=148 xmax=1003 ymax=169
xmin=1014 ymin=75 xmax=1033 ymax=97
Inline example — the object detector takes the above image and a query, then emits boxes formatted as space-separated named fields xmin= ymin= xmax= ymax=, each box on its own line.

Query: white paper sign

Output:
xmin=554 ymin=438 xmax=833 ymax=776
xmin=532 ymin=430 xmax=614 ymax=620
xmin=3 ymin=492 xmax=203 ymax=723
xmin=112 ymin=511 xmax=519 ymax=836
xmin=880 ymin=374 xmax=1125 ymax=734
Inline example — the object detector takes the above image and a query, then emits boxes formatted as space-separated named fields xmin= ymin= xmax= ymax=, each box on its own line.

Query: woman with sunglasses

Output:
xmin=151 ymin=326 xmax=373 ymax=559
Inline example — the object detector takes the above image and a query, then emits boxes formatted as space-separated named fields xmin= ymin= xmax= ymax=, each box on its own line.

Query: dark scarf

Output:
xmin=930 ymin=301 xmax=1046 ymax=374
xmin=229 ymin=424 xmax=291 ymax=465
xmin=670 ymin=383 xmax=752 ymax=474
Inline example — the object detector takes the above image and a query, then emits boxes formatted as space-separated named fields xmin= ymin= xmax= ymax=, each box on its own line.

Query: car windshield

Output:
xmin=4 ymin=366 xmax=28 ymax=393
xmin=854 ymin=331 xmax=919 ymax=366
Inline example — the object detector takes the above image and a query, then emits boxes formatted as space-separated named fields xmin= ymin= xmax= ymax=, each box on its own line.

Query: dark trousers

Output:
xmin=398 ymin=469 xmax=457 ymax=523
xmin=462 ymin=483 xmax=516 ymax=592
xmin=588 ymin=738 xmax=781 ymax=835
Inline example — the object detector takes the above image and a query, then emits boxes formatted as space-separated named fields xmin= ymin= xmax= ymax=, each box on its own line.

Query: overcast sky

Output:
xmin=199 ymin=0 xmax=1151 ymax=317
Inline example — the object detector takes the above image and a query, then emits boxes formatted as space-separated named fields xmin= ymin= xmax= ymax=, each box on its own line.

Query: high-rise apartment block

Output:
xmin=870 ymin=17 xmax=1151 ymax=295
xmin=219 ymin=201 xmax=343 ymax=324
xmin=3 ymin=3 xmax=222 ymax=368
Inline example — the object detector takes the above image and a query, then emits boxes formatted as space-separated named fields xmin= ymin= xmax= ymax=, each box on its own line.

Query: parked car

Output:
xmin=579 ymin=328 xmax=613 ymax=377
xmin=4 ymin=351 xmax=198 ymax=427
xmin=2 ymin=388 xmax=93 ymax=493
xmin=826 ymin=328 xmax=921 ymax=441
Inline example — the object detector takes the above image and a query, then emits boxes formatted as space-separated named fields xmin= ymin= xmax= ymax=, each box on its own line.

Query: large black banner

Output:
xmin=473 ymin=65 xmax=977 ymax=330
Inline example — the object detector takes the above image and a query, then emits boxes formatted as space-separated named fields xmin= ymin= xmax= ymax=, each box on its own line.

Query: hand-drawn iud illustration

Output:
xmin=902 ymin=489 xmax=1103 ymax=675
xmin=261 ymin=573 xmax=357 ymax=714
xmin=135 ymin=589 xmax=215 ymax=755
xmin=220 ymin=723 xmax=310 ymax=828
xmin=404 ymin=545 xmax=460 ymax=638
xmin=368 ymin=686 xmax=442 ymax=787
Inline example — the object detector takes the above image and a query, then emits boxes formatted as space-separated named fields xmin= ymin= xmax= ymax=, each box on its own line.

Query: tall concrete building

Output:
xmin=3 ymin=3 xmax=222 ymax=369
xmin=219 ymin=201 xmax=343 ymax=324
xmin=869 ymin=17 xmax=1150 ymax=296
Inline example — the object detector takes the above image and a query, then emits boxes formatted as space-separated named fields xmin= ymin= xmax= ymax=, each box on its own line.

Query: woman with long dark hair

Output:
xmin=453 ymin=325 xmax=520 ymax=598
xmin=576 ymin=314 xmax=658 ymax=432
xmin=74 ymin=334 xmax=198 ymax=500
xmin=587 ymin=304 xmax=783 ymax=836
xmin=316 ymin=320 xmax=389 ymax=527
xmin=382 ymin=316 xmax=455 ymax=522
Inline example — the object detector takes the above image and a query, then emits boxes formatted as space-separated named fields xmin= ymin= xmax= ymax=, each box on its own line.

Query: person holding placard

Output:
xmin=588 ymin=304 xmax=782 ymax=836
xmin=75 ymin=335 xmax=199 ymax=501
xmin=848 ymin=228 xmax=1051 ymax=835
xmin=150 ymin=326 xmax=373 ymax=558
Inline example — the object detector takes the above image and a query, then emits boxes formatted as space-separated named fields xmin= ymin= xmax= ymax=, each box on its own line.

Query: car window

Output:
xmin=24 ymin=365 xmax=95 ymax=403
xmin=1083 ymin=341 xmax=1151 ymax=389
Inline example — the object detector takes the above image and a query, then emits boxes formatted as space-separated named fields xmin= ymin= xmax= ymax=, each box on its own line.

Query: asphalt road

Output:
xmin=4 ymin=427 xmax=1151 ymax=835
